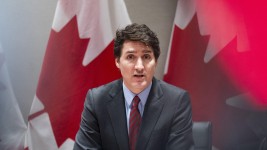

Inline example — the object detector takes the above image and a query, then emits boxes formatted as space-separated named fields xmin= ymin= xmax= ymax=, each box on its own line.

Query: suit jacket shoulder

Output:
xmin=156 ymin=79 xmax=187 ymax=94
xmin=87 ymin=79 xmax=123 ymax=104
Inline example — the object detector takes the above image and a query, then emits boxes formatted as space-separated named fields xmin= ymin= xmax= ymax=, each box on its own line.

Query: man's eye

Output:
xmin=143 ymin=54 xmax=151 ymax=60
xmin=126 ymin=55 xmax=134 ymax=60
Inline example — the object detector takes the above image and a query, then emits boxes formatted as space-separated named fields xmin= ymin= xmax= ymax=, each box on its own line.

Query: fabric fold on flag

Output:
xmin=0 ymin=43 xmax=27 ymax=150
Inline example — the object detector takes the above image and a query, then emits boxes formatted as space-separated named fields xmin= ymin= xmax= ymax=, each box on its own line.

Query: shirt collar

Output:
xmin=123 ymin=82 xmax=152 ymax=108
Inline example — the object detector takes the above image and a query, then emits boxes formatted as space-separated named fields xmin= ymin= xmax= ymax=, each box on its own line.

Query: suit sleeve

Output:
xmin=73 ymin=90 xmax=102 ymax=150
xmin=166 ymin=91 xmax=194 ymax=150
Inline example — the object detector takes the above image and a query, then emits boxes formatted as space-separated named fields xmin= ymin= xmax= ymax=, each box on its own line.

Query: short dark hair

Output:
xmin=114 ymin=23 xmax=160 ymax=61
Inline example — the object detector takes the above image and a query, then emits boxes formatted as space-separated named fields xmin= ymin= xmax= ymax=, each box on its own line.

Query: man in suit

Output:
xmin=74 ymin=23 xmax=194 ymax=150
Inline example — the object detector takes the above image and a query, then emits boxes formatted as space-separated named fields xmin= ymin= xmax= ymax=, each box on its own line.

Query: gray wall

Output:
xmin=0 ymin=0 xmax=178 ymax=122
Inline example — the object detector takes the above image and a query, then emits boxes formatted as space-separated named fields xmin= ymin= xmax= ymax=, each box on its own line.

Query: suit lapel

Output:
xmin=106 ymin=80 xmax=130 ymax=150
xmin=136 ymin=78 xmax=164 ymax=150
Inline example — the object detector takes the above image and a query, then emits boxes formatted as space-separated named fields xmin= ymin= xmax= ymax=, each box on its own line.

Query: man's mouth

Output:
xmin=134 ymin=74 xmax=145 ymax=78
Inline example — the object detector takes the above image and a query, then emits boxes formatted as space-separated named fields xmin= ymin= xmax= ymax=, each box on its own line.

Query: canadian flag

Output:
xmin=0 ymin=43 xmax=27 ymax=150
xmin=164 ymin=0 xmax=267 ymax=149
xmin=24 ymin=0 xmax=131 ymax=149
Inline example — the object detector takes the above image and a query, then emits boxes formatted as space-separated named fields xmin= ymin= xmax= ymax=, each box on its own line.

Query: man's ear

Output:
xmin=115 ymin=58 xmax=120 ymax=68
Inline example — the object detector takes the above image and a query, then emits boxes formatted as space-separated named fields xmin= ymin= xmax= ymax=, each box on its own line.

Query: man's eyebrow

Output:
xmin=143 ymin=49 xmax=153 ymax=53
xmin=125 ymin=50 xmax=136 ymax=53
xmin=124 ymin=49 xmax=152 ymax=53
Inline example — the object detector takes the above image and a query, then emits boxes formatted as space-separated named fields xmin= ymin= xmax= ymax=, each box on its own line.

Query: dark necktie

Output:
xmin=129 ymin=96 xmax=141 ymax=150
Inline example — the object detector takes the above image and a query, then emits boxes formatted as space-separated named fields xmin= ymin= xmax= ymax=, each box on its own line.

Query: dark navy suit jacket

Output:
xmin=74 ymin=78 xmax=194 ymax=150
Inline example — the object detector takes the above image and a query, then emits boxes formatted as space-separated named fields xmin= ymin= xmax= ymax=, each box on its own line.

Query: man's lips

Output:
xmin=134 ymin=74 xmax=145 ymax=77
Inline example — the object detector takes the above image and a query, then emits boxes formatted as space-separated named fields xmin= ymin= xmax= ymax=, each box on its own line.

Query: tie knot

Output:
xmin=132 ymin=96 xmax=140 ymax=108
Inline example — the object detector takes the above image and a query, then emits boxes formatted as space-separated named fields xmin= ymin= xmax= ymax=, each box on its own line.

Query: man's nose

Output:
xmin=135 ymin=58 xmax=144 ymax=70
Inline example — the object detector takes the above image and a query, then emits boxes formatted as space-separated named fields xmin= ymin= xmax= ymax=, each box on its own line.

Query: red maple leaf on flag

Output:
xmin=29 ymin=16 xmax=121 ymax=146
xmin=174 ymin=0 xmax=267 ymax=107
xmin=164 ymin=15 xmax=260 ymax=149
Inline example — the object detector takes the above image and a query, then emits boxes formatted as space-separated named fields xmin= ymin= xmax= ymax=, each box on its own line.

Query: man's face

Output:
xmin=116 ymin=40 xmax=157 ymax=94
